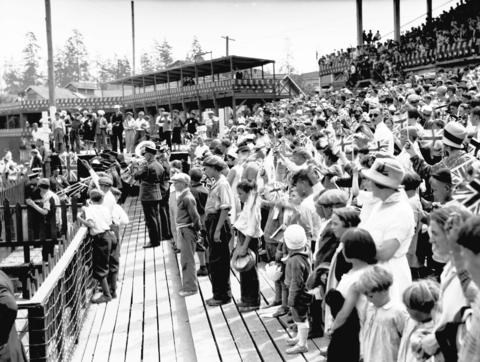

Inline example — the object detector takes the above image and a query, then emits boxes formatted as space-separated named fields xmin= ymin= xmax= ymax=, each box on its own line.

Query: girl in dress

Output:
xmin=397 ymin=279 xmax=440 ymax=362
xmin=357 ymin=265 xmax=409 ymax=362
xmin=326 ymin=228 xmax=377 ymax=362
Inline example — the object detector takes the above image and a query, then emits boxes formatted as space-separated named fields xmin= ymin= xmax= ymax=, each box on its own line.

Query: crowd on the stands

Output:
xmin=318 ymin=0 xmax=480 ymax=85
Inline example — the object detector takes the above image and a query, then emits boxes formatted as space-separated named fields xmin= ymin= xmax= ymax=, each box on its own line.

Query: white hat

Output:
xmin=362 ymin=158 xmax=405 ymax=190
xmin=284 ymin=224 xmax=307 ymax=250
xmin=442 ymin=122 xmax=467 ymax=149
xmin=97 ymin=110 xmax=105 ymax=116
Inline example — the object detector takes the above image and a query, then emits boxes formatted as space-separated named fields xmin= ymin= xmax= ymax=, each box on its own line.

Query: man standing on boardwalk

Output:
xmin=135 ymin=146 xmax=164 ymax=248
xmin=203 ymin=156 xmax=234 ymax=306
xmin=171 ymin=172 xmax=202 ymax=297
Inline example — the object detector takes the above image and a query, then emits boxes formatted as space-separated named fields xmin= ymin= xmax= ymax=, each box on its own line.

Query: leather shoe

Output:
xmin=143 ymin=243 xmax=159 ymax=249
xmin=206 ymin=297 xmax=231 ymax=307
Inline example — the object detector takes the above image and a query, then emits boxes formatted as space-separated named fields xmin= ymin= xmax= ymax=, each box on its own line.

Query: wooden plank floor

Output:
xmin=71 ymin=197 xmax=327 ymax=362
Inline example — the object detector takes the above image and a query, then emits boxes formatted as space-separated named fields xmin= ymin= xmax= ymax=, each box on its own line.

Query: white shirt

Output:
xmin=84 ymin=204 xmax=112 ymax=235
xmin=373 ymin=121 xmax=394 ymax=155
xmin=42 ymin=190 xmax=61 ymax=223
xmin=359 ymin=190 xmax=414 ymax=301
xmin=102 ymin=190 xmax=116 ymax=217
xmin=194 ymin=144 xmax=209 ymax=159
xmin=112 ymin=204 xmax=129 ymax=226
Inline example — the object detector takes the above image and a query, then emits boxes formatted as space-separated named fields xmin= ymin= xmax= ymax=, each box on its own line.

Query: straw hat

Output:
xmin=442 ymin=122 xmax=467 ymax=149
xmin=362 ymin=158 xmax=405 ymax=190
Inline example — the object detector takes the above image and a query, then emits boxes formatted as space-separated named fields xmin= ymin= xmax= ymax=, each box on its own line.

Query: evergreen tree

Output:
xmin=2 ymin=62 xmax=23 ymax=95
xmin=279 ymin=37 xmax=296 ymax=75
xmin=22 ymin=32 xmax=42 ymax=86
xmin=54 ymin=29 xmax=91 ymax=86
xmin=96 ymin=56 xmax=132 ymax=83
xmin=186 ymin=36 xmax=205 ymax=62
xmin=153 ymin=39 xmax=173 ymax=70
xmin=140 ymin=52 xmax=155 ymax=73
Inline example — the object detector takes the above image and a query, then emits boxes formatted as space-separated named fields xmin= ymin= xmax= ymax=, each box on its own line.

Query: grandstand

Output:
xmin=318 ymin=0 xmax=480 ymax=89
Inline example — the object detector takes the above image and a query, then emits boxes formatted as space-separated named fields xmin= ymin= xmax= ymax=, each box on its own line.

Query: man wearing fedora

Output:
xmin=407 ymin=122 xmax=475 ymax=181
xmin=134 ymin=146 xmax=164 ymax=248
xmin=359 ymin=157 xmax=415 ymax=301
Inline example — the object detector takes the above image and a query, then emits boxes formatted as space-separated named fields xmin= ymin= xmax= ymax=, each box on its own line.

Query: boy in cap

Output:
xmin=171 ymin=172 xmax=201 ymax=296
xmin=78 ymin=189 xmax=118 ymax=303
xmin=25 ymin=178 xmax=61 ymax=261
xmin=189 ymin=167 xmax=209 ymax=276
xmin=203 ymin=155 xmax=234 ymax=306
xmin=283 ymin=224 xmax=312 ymax=354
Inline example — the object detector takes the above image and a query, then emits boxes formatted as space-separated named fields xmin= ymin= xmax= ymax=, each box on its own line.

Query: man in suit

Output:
xmin=110 ymin=105 xmax=124 ymax=153
xmin=135 ymin=146 xmax=164 ymax=248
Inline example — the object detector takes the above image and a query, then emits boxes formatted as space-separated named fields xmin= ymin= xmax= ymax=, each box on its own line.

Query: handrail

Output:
xmin=18 ymin=226 xmax=87 ymax=308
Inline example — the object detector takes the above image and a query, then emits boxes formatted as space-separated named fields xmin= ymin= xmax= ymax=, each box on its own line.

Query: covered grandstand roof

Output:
xmin=108 ymin=55 xmax=274 ymax=87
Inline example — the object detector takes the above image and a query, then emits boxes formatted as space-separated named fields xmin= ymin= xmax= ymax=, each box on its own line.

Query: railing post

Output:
xmin=28 ymin=304 xmax=47 ymax=362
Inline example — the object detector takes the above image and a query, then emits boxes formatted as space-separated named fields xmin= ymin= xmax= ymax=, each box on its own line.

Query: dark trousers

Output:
xmin=163 ymin=131 xmax=172 ymax=149
xmin=110 ymin=131 xmax=123 ymax=153
xmin=142 ymin=200 xmax=161 ymax=245
xmin=159 ymin=196 xmax=172 ymax=240
xmin=70 ymin=130 xmax=81 ymax=153
xmin=237 ymin=232 xmax=260 ymax=306
xmin=205 ymin=212 xmax=232 ymax=301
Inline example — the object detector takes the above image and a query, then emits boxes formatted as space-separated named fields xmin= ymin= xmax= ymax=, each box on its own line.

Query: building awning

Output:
xmin=108 ymin=55 xmax=274 ymax=87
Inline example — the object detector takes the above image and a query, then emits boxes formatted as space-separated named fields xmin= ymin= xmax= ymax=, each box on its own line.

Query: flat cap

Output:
xmin=203 ymin=155 xmax=227 ymax=170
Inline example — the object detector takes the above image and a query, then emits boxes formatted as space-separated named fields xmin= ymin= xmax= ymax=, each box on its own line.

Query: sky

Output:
xmin=0 ymin=0 xmax=456 ymax=80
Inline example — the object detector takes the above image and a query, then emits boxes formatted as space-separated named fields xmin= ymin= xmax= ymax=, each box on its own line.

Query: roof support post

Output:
xmin=153 ymin=74 xmax=157 ymax=92
xmin=272 ymin=62 xmax=276 ymax=101
xmin=426 ymin=0 xmax=432 ymax=24
xmin=356 ymin=0 xmax=363 ymax=46
xmin=167 ymin=70 xmax=172 ymax=112
xmin=393 ymin=0 xmax=401 ymax=43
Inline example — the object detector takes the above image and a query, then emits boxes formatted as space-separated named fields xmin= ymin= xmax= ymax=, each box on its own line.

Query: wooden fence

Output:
xmin=0 ymin=194 xmax=94 ymax=362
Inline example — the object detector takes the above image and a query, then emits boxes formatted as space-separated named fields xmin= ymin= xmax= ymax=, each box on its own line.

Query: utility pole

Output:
xmin=131 ymin=0 xmax=136 ymax=75
xmin=45 ymin=0 xmax=56 ymax=114
xmin=221 ymin=35 xmax=235 ymax=56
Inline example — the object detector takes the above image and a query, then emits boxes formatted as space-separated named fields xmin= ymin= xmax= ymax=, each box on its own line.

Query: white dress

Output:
xmin=361 ymin=301 xmax=408 ymax=362
xmin=359 ymin=191 xmax=415 ymax=302
xmin=336 ymin=267 xmax=369 ymax=327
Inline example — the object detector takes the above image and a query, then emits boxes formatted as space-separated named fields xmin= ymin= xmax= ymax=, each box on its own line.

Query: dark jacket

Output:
xmin=134 ymin=159 xmax=163 ymax=201
xmin=285 ymin=251 xmax=312 ymax=310
xmin=0 ymin=271 xmax=27 ymax=362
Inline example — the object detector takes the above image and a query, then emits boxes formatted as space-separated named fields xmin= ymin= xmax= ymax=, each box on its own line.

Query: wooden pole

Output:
xmin=131 ymin=0 xmax=136 ymax=75
xmin=45 ymin=0 xmax=56 ymax=114
xmin=393 ymin=0 xmax=401 ymax=43
xmin=356 ymin=0 xmax=363 ymax=47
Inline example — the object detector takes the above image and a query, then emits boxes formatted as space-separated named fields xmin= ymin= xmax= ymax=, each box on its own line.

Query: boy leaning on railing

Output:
xmin=77 ymin=189 xmax=118 ymax=304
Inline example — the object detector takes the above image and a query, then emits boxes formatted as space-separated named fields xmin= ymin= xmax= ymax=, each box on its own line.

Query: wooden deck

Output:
xmin=71 ymin=197 xmax=327 ymax=362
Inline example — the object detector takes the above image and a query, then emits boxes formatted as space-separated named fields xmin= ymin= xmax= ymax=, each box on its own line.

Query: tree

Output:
xmin=54 ymin=29 xmax=91 ymax=86
xmin=186 ymin=36 xmax=204 ymax=62
xmin=153 ymin=39 xmax=173 ymax=70
xmin=22 ymin=32 xmax=43 ymax=87
xmin=2 ymin=32 xmax=43 ymax=94
xmin=96 ymin=56 xmax=132 ymax=84
xmin=2 ymin=62 xmax=23 ymax=95
xmin=279 ymin=37 xmax=296 ymax=75
xmin=140 ymin=52 xmax=155 ymax=73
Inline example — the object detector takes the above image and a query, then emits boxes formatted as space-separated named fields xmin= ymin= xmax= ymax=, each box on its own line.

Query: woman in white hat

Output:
xmin=359 ymin=157 xmax=415 ymax=302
